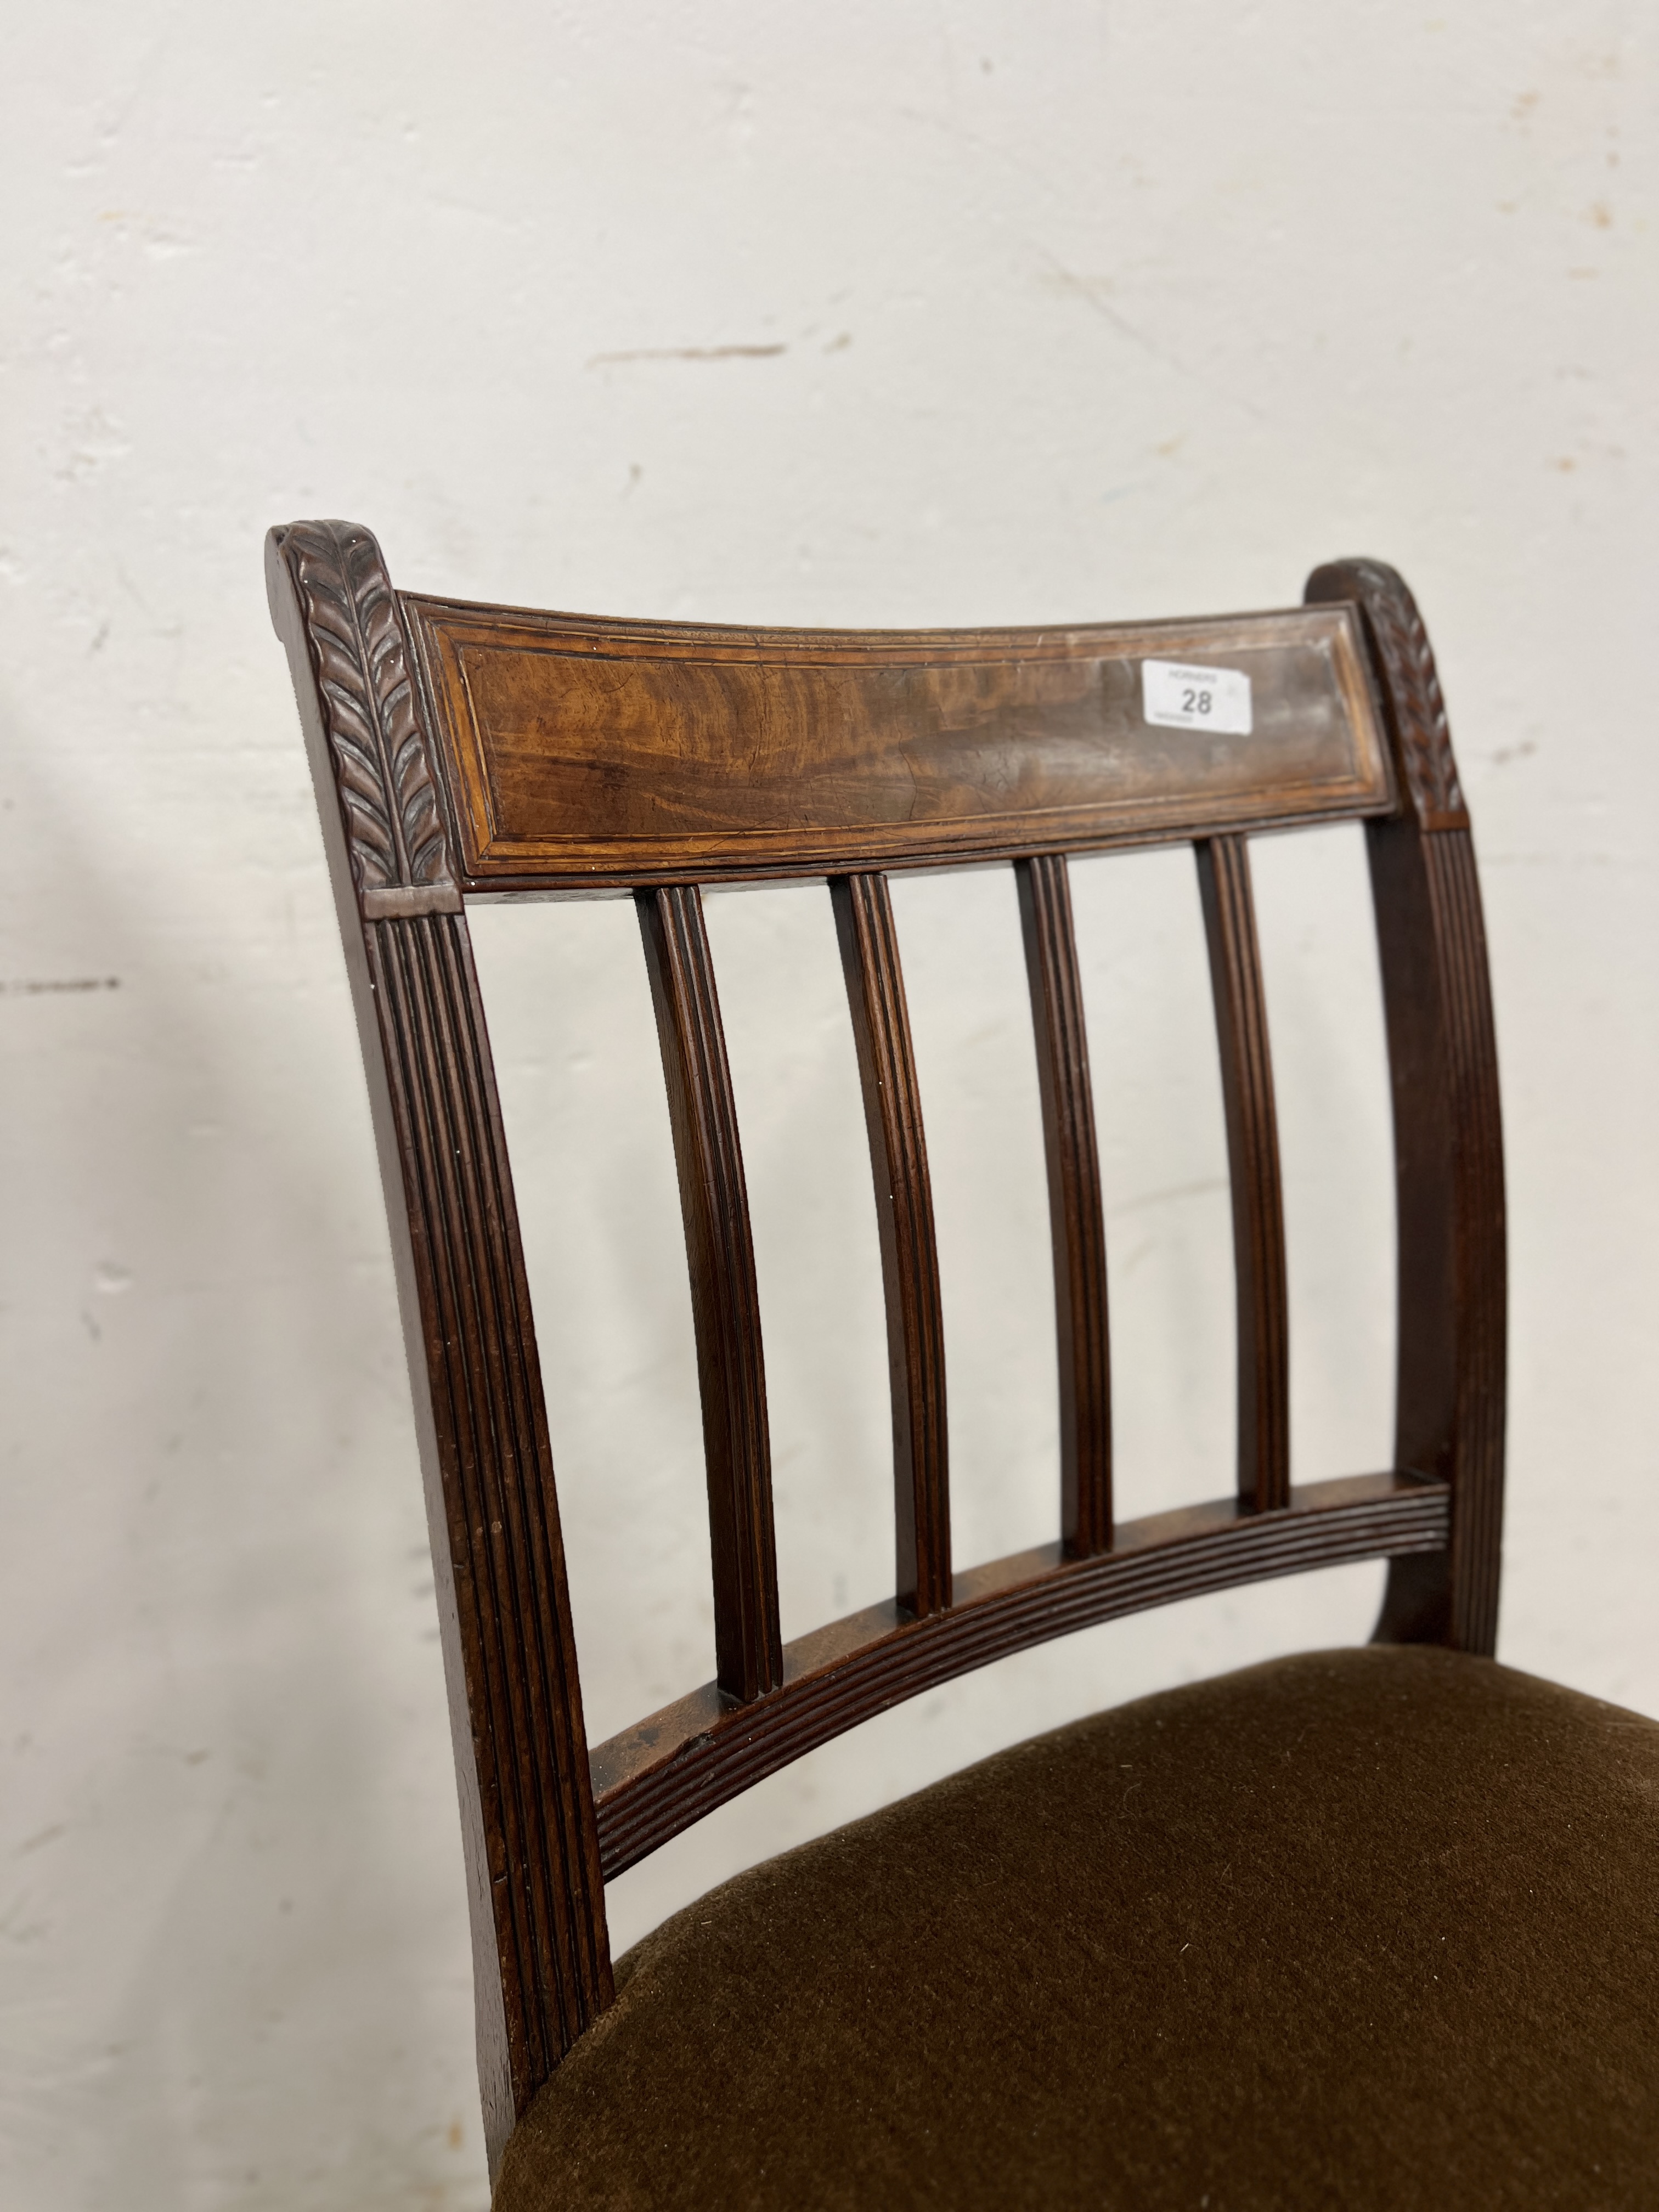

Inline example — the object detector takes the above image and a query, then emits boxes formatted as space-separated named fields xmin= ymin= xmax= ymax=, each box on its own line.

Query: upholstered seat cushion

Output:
xmin=494 ymin=1646 xmax=1659 ymax=2210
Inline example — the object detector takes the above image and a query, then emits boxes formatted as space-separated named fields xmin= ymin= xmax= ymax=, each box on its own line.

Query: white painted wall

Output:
xmin=3 ymin=5 xmax=1654 ymax=2206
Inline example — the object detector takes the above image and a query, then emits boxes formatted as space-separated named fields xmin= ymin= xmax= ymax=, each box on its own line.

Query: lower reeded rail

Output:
xmin=589 ymin=1471 xmax=1448 ymax=1880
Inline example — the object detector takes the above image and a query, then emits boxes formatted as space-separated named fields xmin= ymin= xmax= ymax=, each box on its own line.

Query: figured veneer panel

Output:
xmin=403 ymin=599 xmax=1393 ymax=888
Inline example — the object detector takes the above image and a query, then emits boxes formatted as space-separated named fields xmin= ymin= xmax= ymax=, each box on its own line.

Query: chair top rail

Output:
xmin=402 ymin=594 xmax=1396 ymax=891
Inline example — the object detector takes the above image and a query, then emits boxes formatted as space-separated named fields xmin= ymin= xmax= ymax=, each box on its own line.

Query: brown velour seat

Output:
xmin=267 ymin=523 xmax=1658 ymax=2208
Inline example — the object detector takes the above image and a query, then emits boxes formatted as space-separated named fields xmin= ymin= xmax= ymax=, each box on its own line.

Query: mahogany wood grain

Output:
xmin=637 ymin=884 xmax=782 ymax=1701
xmin=1016 ymin=853 xmax=1113 ymax=1555
xmin=267 ymin=522 xmax=611 ymax=2181
xmin=589 ymin=1471 xmax=1448 ymax=1877
xmin=832 ymin=873 xmax=952 ymax=1617
xmin=1306 ymin=558 xmax=1506 ymax=1655
xmin=402 ymin=596 xmax=1394 ymax=889
xmin=1197 ymin=834 xmax=1291 ymax=1514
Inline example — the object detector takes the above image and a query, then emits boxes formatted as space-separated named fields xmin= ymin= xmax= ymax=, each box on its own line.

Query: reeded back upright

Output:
xmin=268 ymin=522 xmax=1504 ymax=2183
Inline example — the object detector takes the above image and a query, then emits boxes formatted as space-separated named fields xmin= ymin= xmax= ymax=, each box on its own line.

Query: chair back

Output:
xmin=267 ymin=522 xmax=1504 ymax=2171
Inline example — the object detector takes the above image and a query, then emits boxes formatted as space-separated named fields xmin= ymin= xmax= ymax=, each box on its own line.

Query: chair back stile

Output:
xmin=267 ymin=522 xmax=1505 ymax=2179
xmin=1307 ymin=558 xmax=1506 ymax=1652
xmin=265 ymin=526 xmax=613 ymax=2172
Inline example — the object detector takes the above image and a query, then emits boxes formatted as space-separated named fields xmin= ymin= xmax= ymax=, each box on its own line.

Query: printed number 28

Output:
xmin=1181 ymin=687 xmax=1212 ymax=716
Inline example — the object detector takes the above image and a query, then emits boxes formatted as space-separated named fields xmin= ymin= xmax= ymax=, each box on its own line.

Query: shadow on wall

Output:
xmin=0 ymin=719 xmax=488 ymax=2208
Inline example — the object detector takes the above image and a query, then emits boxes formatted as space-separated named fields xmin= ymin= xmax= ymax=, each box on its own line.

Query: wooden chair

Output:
xmin=267 ymin=523 xmax=1658 ymax=2209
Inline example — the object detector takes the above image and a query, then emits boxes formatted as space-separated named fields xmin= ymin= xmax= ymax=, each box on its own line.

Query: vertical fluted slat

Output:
xmin=1196 ymin=835 xmax=1291 ymax=1514
xmin=1016 ymin=853 xmax=1113 ymax=1555
xmin=639 ymin=885 xmax=782 ymax=1701
xmin=831 ymin=873 xmax=952 ymax=1616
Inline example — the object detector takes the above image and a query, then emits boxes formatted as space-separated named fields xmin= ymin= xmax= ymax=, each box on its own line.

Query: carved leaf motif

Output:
xmin=283 ymin=520 xmax=456 ymax=895
xmin=1312 ymin=558 xmax=1466 ymax=826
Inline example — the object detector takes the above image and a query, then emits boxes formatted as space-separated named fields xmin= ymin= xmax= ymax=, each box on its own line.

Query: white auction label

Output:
xmin=1141 ymin=658 xmax=1252 ymax=736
